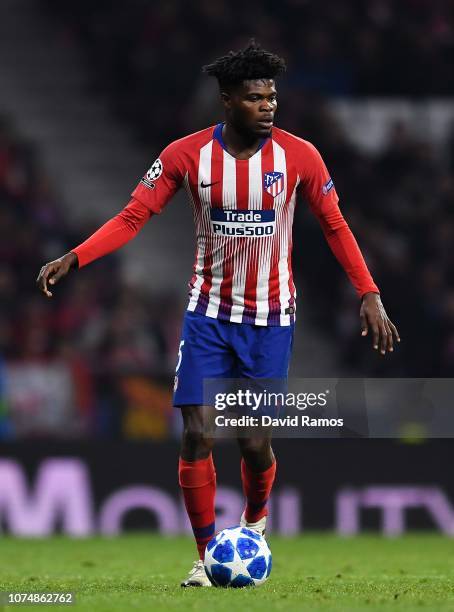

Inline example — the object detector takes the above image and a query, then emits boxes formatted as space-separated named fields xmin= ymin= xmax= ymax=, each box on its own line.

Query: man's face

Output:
xmin=222 ymin=79 xmax=277 ymax=138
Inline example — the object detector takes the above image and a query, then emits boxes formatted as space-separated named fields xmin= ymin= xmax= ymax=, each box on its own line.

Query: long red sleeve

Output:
xmin=298 ymin=139 xmax=379 ymax=298
xmin=314 ymin=204 xmax=380 ymax=298
xmin=71 ymin=197 xmax=153 ymax=268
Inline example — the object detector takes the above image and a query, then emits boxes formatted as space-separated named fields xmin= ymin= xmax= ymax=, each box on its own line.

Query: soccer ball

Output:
xmin=204 ymin=526 xmax=272 ymax=587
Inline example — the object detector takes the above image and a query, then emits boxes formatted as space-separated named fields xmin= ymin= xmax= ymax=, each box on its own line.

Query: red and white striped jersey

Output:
xmin=131 ymin=123 xmax=376 ymax=326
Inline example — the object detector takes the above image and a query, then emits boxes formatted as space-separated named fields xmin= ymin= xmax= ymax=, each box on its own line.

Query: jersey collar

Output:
xmin=213 ymin=122 xmax=270 ymax=158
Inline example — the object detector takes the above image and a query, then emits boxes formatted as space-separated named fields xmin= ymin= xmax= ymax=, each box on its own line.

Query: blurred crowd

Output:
xmin=2 ymin=107 xmax=453 ymax=384
xmin=291 ymin=108 xmax=454 ymax=377
xmin=0 ymin=117 xmax=181 ymax=437
xmin=2 ymin=0 xmax=453 ymax=438
xmin=41 ymin=0 xmax=454 ymax=144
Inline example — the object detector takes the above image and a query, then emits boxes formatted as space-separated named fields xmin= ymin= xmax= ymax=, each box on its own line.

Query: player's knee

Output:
xmin=239 ymin=437 xmax=271 ymax=457
xmin=181 ymin=427 xmax=214 ymax=458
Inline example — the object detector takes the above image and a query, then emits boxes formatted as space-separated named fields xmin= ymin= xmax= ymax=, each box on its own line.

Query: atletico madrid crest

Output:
xmin=264 ymin=171 xmax=284 ymax=197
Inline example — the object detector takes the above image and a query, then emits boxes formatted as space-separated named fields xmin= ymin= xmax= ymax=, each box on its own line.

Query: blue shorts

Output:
xmin=173 ymin=311 xmax=295 ymax=407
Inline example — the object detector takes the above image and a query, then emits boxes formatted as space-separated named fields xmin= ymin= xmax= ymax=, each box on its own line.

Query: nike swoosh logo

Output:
xmin=200 ymin=181 xmax=219 ymax=188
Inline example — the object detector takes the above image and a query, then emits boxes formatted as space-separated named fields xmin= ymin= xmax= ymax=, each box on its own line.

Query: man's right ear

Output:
xmin=220 ymin=91 xmax=231 ymax=110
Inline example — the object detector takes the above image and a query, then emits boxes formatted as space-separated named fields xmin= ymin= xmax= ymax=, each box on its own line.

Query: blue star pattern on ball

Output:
xmin=240 ymin=527 xmax=263 ymax=541
xmin=236 ymin=537 xmax=259 ymax=559
xmin=204 ymin=526 xmax=272 ymax=587
xmin=231 ymin=574 xmax=254 ymax=588
xmin=246 ymin=555 xmax=267 ymax=579
xmin=212 ymin=540 xmax=235 ymax=563
xmin=206 ymin=531 xmax=222 ymax=552
xmin=211 ymin=564 xmax=232 ymax=586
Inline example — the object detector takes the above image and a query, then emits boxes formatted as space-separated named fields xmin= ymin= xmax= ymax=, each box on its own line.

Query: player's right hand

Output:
xmin=36 ymin=252 xmax=78 ymax=298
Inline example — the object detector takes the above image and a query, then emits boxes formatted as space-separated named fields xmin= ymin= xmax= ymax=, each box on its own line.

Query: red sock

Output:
xmin=179 ymin=454 xmax=216 ymax=560
xmin=241 ymin=458 xmax=276 ymax=523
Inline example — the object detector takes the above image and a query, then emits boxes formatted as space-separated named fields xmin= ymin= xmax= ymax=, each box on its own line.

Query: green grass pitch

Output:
xmin=0 ymin=534 xmax=453 ymax=611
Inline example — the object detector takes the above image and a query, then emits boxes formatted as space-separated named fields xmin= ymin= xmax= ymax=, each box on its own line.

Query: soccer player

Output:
xmin=37 ymin=42 xmax=400 ymax=586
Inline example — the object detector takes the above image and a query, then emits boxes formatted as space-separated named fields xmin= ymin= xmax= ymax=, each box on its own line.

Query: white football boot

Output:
xmin=180 ymin=559 xmax=212 ymax=587
xmin=240 ymin=511 xmax=267 ymax=537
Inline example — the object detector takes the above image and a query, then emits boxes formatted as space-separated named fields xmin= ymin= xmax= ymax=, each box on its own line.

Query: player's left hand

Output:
xmin=360 ymin=292 xmax=400 ymax=355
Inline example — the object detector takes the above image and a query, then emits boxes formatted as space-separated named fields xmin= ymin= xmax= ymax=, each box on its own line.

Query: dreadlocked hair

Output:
xmin=202 ymin=39 xmax=286 ymax=90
